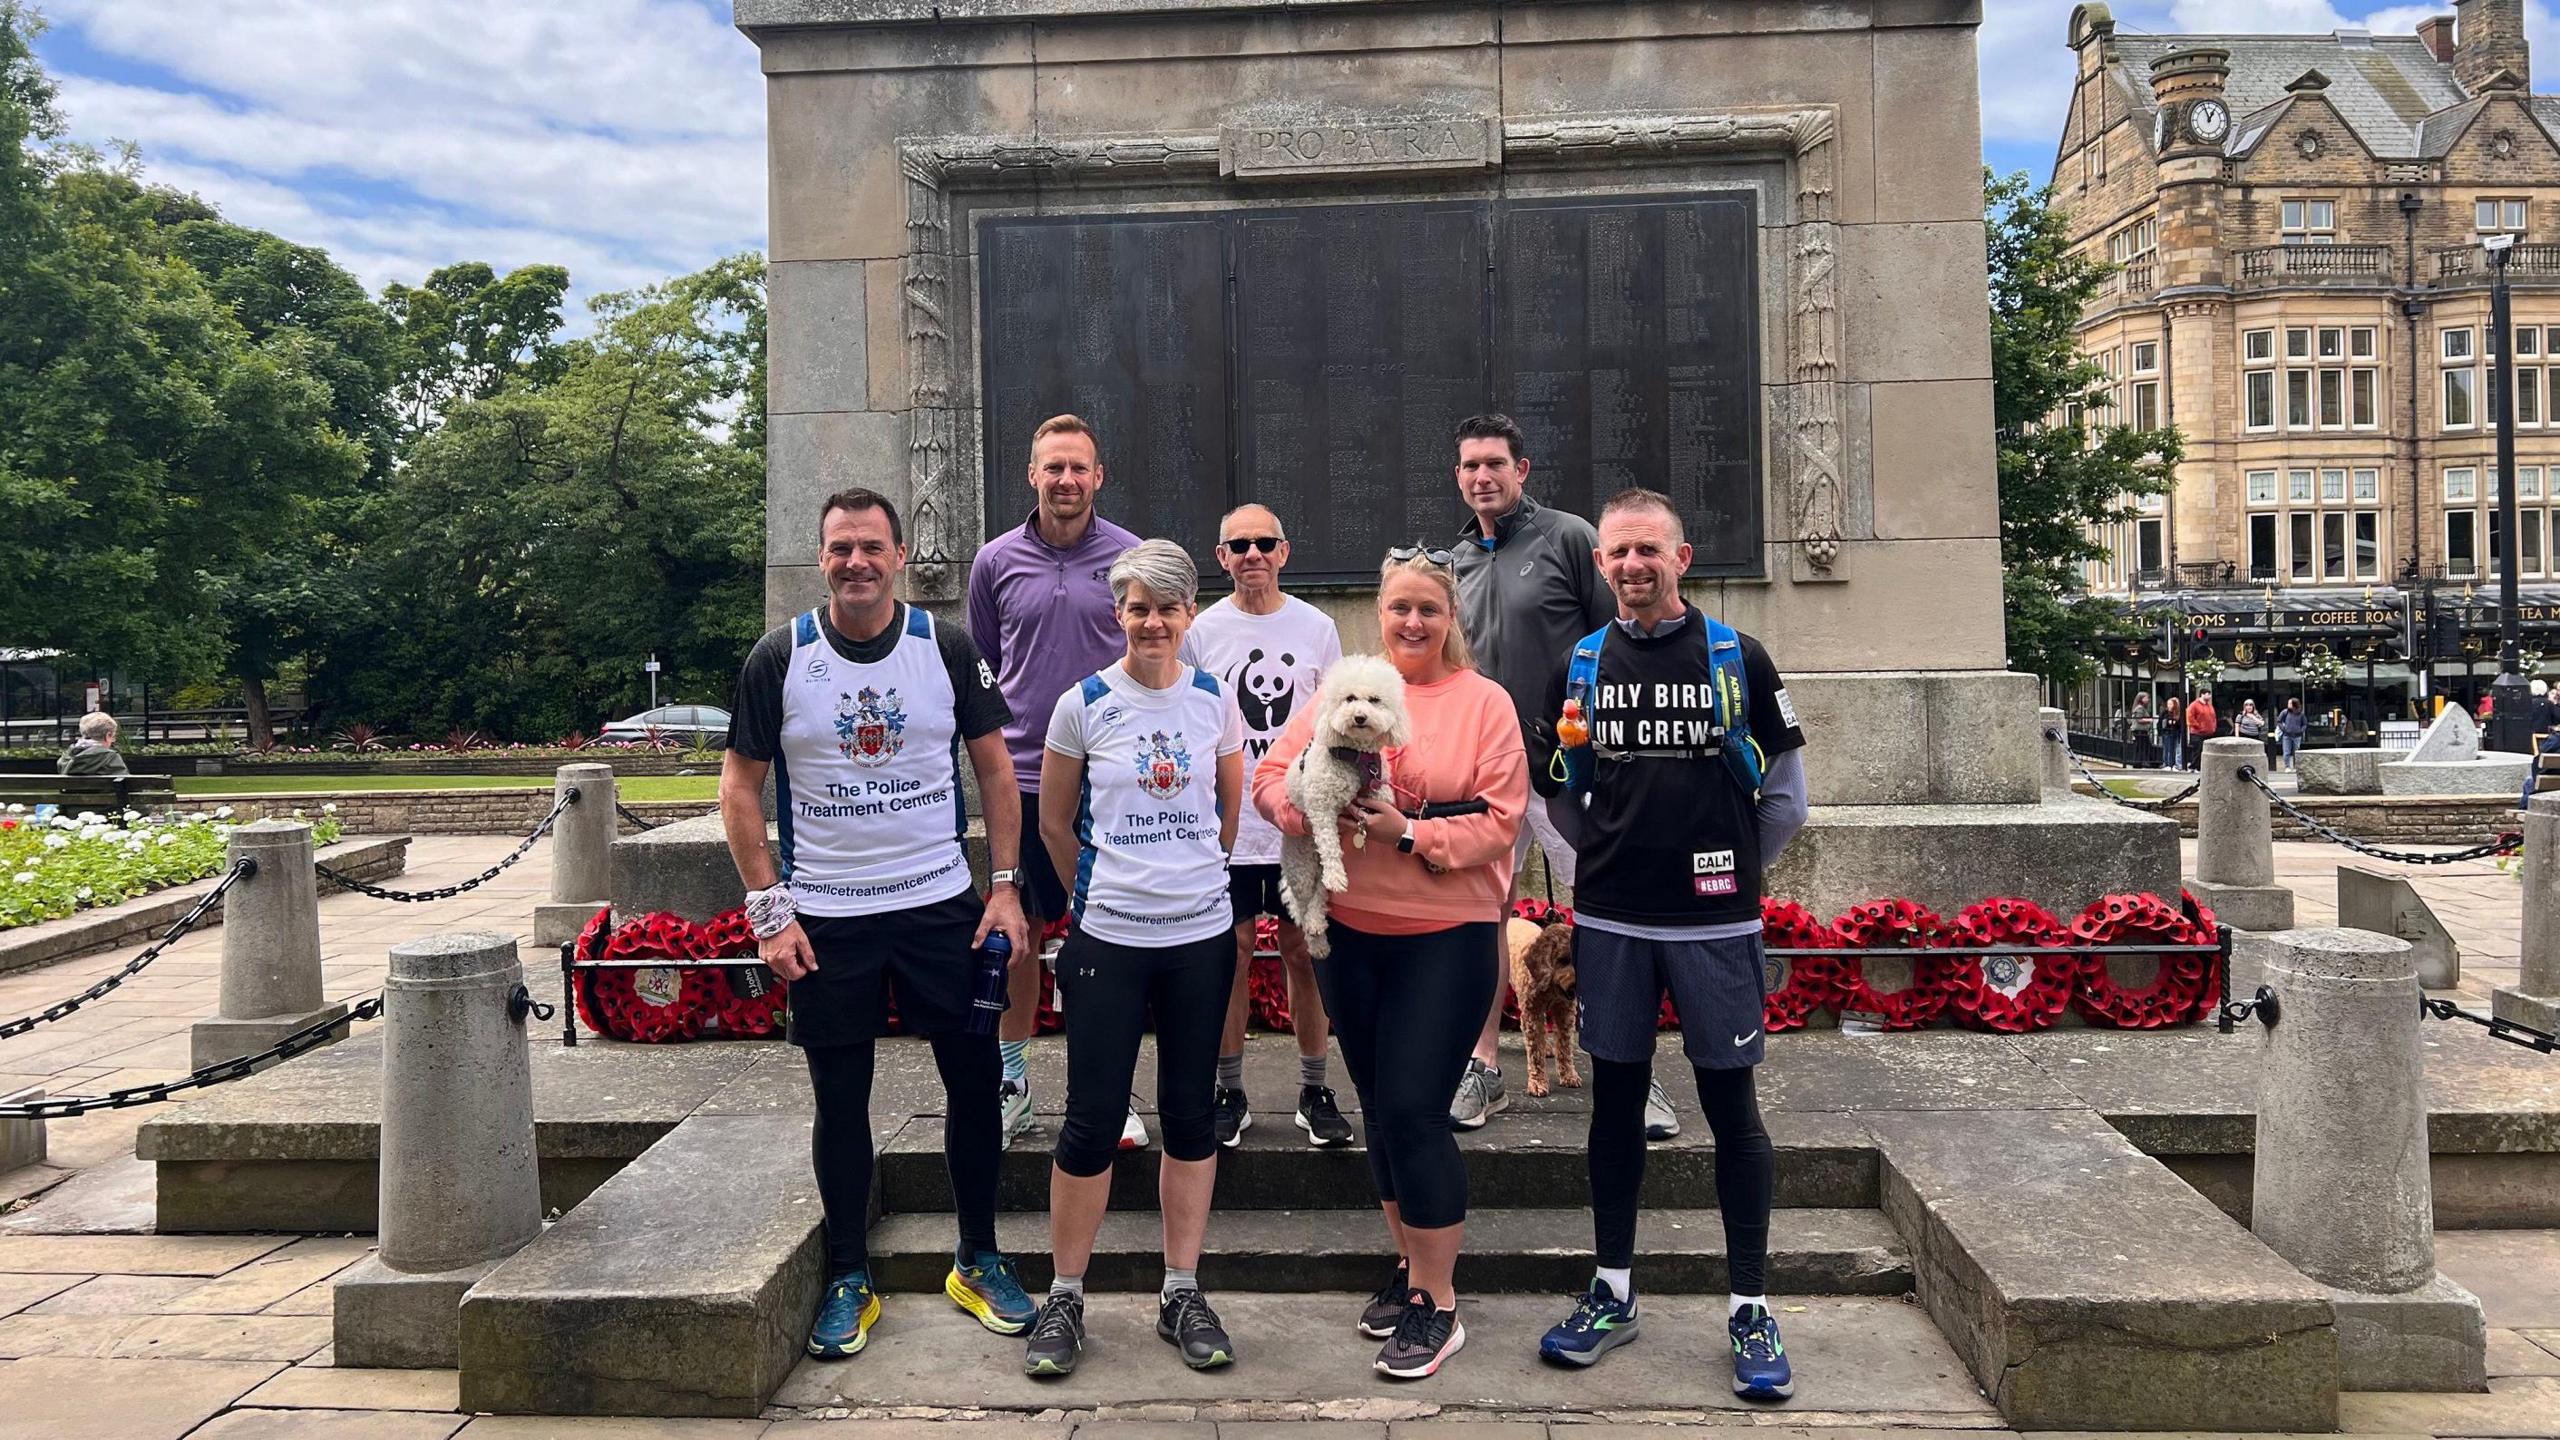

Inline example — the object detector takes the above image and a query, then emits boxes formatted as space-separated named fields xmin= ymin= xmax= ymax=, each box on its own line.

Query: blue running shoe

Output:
xmin=808 ymin=1272 xmax=881 ymax=1359
xmin=947 ymin=1250 xmax=1037 ymax=1335
xmin=1539 ymin=1279 xmax=1640 ymax=1367
xmin=1729 ymin=1303 xmax=1794 ymax=1400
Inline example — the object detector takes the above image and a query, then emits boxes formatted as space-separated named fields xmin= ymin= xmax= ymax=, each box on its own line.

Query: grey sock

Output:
xmin=1216 ymin=1053 xmax=1244 ymax=1091
xmin=1050 ymin=1272 xmax=1085 ymax=1301
xmin=1161 ymin=1266 xmax=1198 ymax=1302
xmin=1299 ymin=1053 xmax=1327 ymax=1090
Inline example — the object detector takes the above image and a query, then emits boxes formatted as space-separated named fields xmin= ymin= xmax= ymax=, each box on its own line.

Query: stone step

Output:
xmin=867 ymin=1206 xmax=1909 ymax=1297
xmin=457 ymin=1111 xmax=822 ymax=1418
xmin=879 ymin=1107 xmax=1879 ymax=1214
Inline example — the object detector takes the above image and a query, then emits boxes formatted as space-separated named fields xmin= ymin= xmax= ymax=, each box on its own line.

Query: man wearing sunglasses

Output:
xmin=1446 ymin=413 xmax=1617 ymax=1134
xmin=1180 ymin=505 xmax=1352 ymax=1150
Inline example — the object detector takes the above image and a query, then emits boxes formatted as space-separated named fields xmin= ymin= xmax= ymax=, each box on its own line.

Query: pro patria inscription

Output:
xmin=1221 ymin=118 xmax=1499 ymax=178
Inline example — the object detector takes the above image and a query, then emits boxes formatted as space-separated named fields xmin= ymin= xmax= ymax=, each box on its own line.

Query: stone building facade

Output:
xmin=2058 ymin=1 xmax=2560 ymax=718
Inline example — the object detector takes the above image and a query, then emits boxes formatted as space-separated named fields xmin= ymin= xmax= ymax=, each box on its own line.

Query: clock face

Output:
xmin=2189 ymin=100 xmax=2230 ymax=144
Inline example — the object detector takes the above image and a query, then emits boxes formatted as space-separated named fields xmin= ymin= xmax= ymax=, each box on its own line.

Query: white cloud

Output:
xmin=35 ymin=0 xmax=766 ymax=319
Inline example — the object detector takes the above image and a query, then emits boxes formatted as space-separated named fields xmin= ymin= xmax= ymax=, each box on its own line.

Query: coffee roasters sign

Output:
xmin=1221 ymin=117 xmax=1501 ymax=179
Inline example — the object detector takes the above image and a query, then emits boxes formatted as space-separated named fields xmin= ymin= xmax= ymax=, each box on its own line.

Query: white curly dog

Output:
xmin=1280 ymin=654 xmax=1411 ymax=959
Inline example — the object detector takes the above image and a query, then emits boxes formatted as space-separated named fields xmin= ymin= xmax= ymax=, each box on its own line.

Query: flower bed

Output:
xmin=0 ymin=804 xmax=345 ymax=930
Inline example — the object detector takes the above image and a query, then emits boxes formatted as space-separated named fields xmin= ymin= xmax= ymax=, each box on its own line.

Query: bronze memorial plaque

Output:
xmin=980 ymin=192 xmax=1761 ymax=582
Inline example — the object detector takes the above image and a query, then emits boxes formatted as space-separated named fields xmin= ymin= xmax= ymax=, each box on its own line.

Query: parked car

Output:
xmin=599 ymin=705 xmax=732 ymax=746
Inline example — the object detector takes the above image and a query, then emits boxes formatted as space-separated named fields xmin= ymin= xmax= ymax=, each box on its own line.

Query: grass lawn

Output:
xmin=176 ymin=773 xmax=721 ymax=801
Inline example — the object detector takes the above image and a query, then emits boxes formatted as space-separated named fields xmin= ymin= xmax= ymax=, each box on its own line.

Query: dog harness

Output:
xmin=1556 ymin=614 xmax=1766 ymax=801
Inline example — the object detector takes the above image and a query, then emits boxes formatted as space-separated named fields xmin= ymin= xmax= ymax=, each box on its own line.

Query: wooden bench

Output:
xmin=0 ymin=772 xmax=179 ymax=813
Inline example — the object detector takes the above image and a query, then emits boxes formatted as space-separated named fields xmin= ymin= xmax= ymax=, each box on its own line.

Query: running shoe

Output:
xmin=1358 ymin=1258 xmax=1412 ymax=1338
xmin=999 ymin=1077 xmax=1035 ymax=1147
xmin=1374 ymin=1288 xmax=1465 ymax=1379
xmin=1729 ymin=1303 xmax=1794 ymax=1400
xmin=1022 ymin=1292 xmax=1086 ymax=1377
xmin=1120 ymin=1099 xmax=1151 ymax=1151
xmin=1296 ymin=1084 xmax=1354 ymax=1147
xmin=1643 ymin=1077 xmax=1681 ymax=1142
xmin=1157 ymin=1287 xmax=1237 ymax=1369
xmin=946 ymin=1250 xmax=1036 ymax=1335
xmin=1449 ymin=1058 xmax=1507 ymax=1130
xmin=1538 ymin=1278 xmax=1640 ymax=1366
xmin=1214 ymin=1086 xmax=1252 ymax=1148
xmin=807 ymin=1272 xmax=881 ymax=1359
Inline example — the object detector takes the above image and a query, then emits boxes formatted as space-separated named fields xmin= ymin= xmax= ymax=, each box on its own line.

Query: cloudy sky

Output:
xmin=23 ymin=0 xmax=2560 ymax=316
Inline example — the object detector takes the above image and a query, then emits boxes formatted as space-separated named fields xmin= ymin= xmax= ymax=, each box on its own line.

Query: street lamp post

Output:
xmin=2487 ymin=234 xmax=2534 ymax=753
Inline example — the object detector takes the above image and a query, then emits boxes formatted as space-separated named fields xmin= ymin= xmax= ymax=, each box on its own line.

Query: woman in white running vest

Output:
xmin=1020 ymin=539 xmax=1245 ymax=1380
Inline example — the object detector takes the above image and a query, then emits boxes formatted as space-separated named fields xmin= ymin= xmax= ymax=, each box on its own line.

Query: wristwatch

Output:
xmin=988 ymin=868 xmax=1022 ymax=888
xmin=1396 ymin=831 xmax=1417 ymax=855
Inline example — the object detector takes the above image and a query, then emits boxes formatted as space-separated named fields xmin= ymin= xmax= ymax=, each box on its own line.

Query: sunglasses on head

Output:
xmin=1222 ymin=536 xmax=1282 ymax=555
xmin=1387 ymin=543 xmax=1456 ymax=568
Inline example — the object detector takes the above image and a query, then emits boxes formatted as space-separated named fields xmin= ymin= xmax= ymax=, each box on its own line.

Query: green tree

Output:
xmin=315 ymin=255 xmax=764 ymax=737
xmin=1989 ymin=168 xmax=2182 ymax=689
xmin=381 ymin=261 xmax=571 ymax=440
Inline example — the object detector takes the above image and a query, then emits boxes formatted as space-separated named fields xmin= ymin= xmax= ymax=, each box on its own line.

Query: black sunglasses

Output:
xmin=1387 ymin=543 xmax=1456 ymax=567
xmin=1222 ymin=536 xmax=1282 ymax=555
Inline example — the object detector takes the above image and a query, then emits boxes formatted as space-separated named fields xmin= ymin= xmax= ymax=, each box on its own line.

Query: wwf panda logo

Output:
xmin=1224 ymin=647 xmax=1301 ymax=733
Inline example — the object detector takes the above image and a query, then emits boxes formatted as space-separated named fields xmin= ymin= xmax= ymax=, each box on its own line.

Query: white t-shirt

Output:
xmin=1045 ymin=662 xmax=1245 ymax=947
xmin=1180 ymin=595 xmax=1341 ymax=865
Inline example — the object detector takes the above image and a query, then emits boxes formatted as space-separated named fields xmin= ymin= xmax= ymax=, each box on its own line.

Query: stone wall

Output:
xmin=194 ymin=790 xmax=716 ymax=836
xmin=2134 ymin=790 xmax=2523 ymax=842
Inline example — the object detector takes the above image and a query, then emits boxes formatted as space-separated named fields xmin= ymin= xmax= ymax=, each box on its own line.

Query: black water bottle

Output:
xmin=966 ymin=932 xmax=1013 ymax=1035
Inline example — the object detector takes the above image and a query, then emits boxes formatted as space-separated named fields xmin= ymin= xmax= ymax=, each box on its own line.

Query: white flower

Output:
xmin=4 ymin=803 xmax=21 ymax=814
xmin=75 ymin=886 xmax=92 ymax=900
xmin=322 ymin=803 xmax=339 ymax=814
xmin=214 ymin=806 xmax=235 ymax=819
xmin=156 ymin=834 xmax=178 ymax=846
xmin=124 ymin=840 xmax=145 ymax=854
xmin=42 ymin=834 xmax=68 ymax=850
xmin=291 ymin=809 xmax=306 ymax=819
xmin=122 ymin=809 xmax=141 ymax=822
xmin=10 ymin=872 xmax=30 ymax=885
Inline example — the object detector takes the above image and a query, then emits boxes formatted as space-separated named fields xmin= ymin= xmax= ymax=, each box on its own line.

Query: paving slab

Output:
xmin=0 ymin=1310 xmax=139 ymax=1356
xmin=458 ymin=1418 xmax=772 ymax=1438
xmin=107 ymin=1311 xmax=334 ymax=1361
xmin=864 ymin=1208 xmax=1906 ymax=1297
xmin=170 ymin=1236 xmax=377 ymax=1315
xmin=0 ymin=1269 xmax=80 ymax=1317
xmin=763 ymin=1425 xmax=1067 ymax=1439
xmin=769 ymin=1294 xmax=1991 ymax=1416
xmin=1380 ymin=1425 xmax=1549 ymax=1440
xmin=2491 ymin=1326 xmax=2560 ymax=1377
xmin=0 ymin=1153 xmax=157 ymax=1234
xmin=0 ymin=1354 xmax=283 ymax=1440
xmin=0 ymin=1232 xmax=290 ymax=1275
xmin=190 ymin=1408 xmax=469 ymax=1439
xmin=1876 ymin=1109 xmax=2335 ymax=1432
xmin=240 ymin=1362 xmax=463 ymax=1412
xmin=2338 ymin=1375 xmax=2560 ymax=1435
xmin=2439 ymin=1231 xmax=2560 ymax=1328
xmin=28 ymin=1273 xmax=207 ymax=1314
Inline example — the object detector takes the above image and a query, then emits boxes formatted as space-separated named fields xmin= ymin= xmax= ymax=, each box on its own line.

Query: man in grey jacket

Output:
xmin=57 ymin=712 xmax=130 ymax=777
xmin=1446 ymin=412 xmax=1617 ymax=1131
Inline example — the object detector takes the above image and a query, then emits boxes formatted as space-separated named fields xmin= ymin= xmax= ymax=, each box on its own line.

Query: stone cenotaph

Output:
xmin=731 ymin=0 xmax=2176 ymax=919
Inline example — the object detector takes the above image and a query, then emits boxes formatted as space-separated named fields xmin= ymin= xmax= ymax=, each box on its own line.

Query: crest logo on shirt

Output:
xmin=807 ymin=656 xmax=829 ymax=682
xmin=1134 ymin=730 xmax=1193 ymax=799
xmin=836 ymin=686 xmax=907 ymax=768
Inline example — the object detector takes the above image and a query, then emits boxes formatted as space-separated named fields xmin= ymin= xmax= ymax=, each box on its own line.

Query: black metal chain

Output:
xmin=2420 ymin=995 xmax=2559 ymax=1055
xmin=2236 ymin=766 xmax=2522 ymax=866
xmin=0 ymin=859 xmax=255 ymax=1041
xmin=2048 ymin=728 xmax=2202 ymax=811
xmin=0 ymin=996 xmax=385 ymax=1119
xmin=314 ymin=787 xmax=578 ymax=902
xmin=614 ymin=801 xmax=662 ymax=832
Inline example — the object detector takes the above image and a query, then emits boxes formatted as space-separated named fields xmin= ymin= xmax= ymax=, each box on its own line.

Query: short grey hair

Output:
xmin=1219 ymin=503 xmax=1286 ymax=543
xmin=1108 ymin=538 xmax=1199 ymax=608
xmin=78 ymin=712 xmax=117 ymax=742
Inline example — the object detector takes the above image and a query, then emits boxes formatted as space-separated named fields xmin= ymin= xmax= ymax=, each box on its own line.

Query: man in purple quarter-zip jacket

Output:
xmin=968 ymin=413 xmax=1142 ymax=1148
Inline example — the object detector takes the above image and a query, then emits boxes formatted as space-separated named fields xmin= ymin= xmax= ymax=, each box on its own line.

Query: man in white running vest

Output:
xmin=720 ymin=487 xmax=1036 ymax=1361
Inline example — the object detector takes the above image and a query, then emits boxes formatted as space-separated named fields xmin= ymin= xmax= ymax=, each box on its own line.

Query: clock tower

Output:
xmin=2148 ymin=47 xmax=2233 ymax=571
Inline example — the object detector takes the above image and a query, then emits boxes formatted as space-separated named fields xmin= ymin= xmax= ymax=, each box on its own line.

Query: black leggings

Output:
xmin=1315 ymin=919 xmax=1498 ymax=1231
xmin=1053 ymin=928 xmax=1235 ymax=1177
xmin=1590 ymin=1057 xmax=1774 ymax=1293
xmin=805 ymin=1033 xmax=1001 ymax=1276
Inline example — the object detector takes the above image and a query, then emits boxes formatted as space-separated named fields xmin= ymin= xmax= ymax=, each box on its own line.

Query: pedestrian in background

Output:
xmin=2277 ymin=697 xmax=2307 ymax=772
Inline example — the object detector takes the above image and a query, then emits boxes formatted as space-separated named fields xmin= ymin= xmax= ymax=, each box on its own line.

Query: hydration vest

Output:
xmin=1558 ymin=615 xmax=1766 ymax=801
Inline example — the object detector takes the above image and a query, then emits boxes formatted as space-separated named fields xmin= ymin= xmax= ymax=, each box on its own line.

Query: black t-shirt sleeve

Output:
xmin=1741 ymin=635 xmax=1806 ymax=759
xmin=725 ymin=627 xmax=793 ymax=762
xmin=937 ymin=622 xmax=1015 ymax=743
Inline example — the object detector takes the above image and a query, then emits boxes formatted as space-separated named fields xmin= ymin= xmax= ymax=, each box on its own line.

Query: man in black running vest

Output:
xmin=1523 ymin=488 xmax=1809 ymax=1402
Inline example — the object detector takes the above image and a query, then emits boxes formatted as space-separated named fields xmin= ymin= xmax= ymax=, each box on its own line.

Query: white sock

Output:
xmin=1596 ymin=1267 xmax=1632 ymax=1303
xmin=1161 ymin=1266 xmax=1197 ymax=1302
xmin=1050 ymin=1272 xmax=1085 ymax=1301
xmin=1729 ymin=1292 xmax=1767 ymax=1317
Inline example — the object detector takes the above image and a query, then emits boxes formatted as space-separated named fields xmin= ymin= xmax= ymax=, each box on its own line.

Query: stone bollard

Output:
xmin=190 ymin=819 xmax=349 ymax=1070
xmin=2251 ymin=927 xmax=2486 ymax=1391
xmin=0 ymin=1088 xmax=42 ymax=1171
xmin=334 ymin=932 xmax=545 ymax=1369
xmin=532 ymin=763 xmax=616 ymax=947
xmin=2038 ymin=707 xmax=2070 ymax=791
xmin=2494 ymin=794 xmax=2560 ymax=1036
xmin=2185 ymin=737 xmax=2296 ymax=931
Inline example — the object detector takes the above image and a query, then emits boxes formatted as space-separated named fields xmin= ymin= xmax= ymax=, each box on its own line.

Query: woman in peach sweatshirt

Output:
xmin=1252 ymin=547 xmax=1527 ymax=1380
